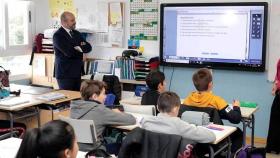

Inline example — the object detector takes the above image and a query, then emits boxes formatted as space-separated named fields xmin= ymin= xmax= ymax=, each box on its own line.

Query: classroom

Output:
xmin=0 ymin=0 xmax=280 ymax=157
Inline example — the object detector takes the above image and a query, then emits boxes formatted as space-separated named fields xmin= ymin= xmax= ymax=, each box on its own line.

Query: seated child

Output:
xmin=183 ymin=68 xmax=241 ymax=124
xmin=16 ymin=120 xmax=78 ymax=158
xmin=70 ymin=80 xmax=136 ymax=148
xmin=141 ymin=91 xmax=216 ymax=143
xmin=183 ymin=68 xmax=242 ymax=153
xmin=141 ymin=70 xmax=166 ymax=114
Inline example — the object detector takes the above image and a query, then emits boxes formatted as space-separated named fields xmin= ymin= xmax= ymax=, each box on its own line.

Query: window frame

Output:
xmin=0 ymin=0 xmax=34 ymax=56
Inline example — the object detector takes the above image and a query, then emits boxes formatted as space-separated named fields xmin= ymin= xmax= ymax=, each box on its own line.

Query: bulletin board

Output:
xmin=48 ymin=0 xmax=125 ymax=48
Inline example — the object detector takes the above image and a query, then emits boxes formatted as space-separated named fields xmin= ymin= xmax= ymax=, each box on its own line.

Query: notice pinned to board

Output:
xmin=75 ymin=0 xmax=108 ymax=33
xmin=48 ymin=0 xmax=125 ymax=48
xmin=93 ymin=2 xmax=124 ymax=48
xmin=48 ymin=0 xmax=76 ymax=28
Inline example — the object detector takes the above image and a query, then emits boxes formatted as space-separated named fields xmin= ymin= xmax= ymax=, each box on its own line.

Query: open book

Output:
xmin=36 ymin=92 xmax=66 ymax=101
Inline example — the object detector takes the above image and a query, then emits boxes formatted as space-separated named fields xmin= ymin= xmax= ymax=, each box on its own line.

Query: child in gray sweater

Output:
xmin=70 ymin=80 xmax=136 ymax=148
xmin=141 ymin=91 xmax=215 ymax=143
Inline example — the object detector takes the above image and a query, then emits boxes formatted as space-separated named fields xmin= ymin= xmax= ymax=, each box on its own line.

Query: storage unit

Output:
xmin=32 ymin=53 xmax=57 ymax=88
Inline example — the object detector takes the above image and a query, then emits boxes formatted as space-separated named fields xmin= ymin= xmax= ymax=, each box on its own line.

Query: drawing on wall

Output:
xmin=130 ymin=0 xmax=159 ymax=40
xmin=48 ymin=0 xmax=76 ymax=28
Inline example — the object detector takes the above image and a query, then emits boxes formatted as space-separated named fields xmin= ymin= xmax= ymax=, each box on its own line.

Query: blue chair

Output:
xmin=104 ymin=93 xmax=116 ymax=108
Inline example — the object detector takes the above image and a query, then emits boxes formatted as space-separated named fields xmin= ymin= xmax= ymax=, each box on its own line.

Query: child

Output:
xmin=141 ymin=70 xmax=166 ymax=114
xmin=183 ymin=68 xmax=242 ymax=153
xmin=141 ymin=91 xmax=215 ymax=143
xmin=70 ymin=80 xmax=136 ymax=148
xmin=183 ymin=68 xmax=241 ymax=124
xmin=16 ymin=120 xmax=78 ymax=158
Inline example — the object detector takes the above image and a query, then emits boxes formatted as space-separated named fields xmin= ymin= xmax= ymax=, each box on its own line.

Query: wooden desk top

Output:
xmin=0 ymin=137 xmax=87 ymax=158
xmin=207 ymin=124 xmax=237 ymax=144
xmin=0 ymin=94 xmax=46 ymax=111
xmin=240 ymin=107 xmax=259 ymax=118
xmin=113 ymin=112 xmax=152 ymax=131
xmin=0 ymin=88 xmax=81 ymax=111
xmin=122 ymin=97 xmax=259 ymax=119
xmin=120 ymin=79 xmax=146 ymax=85
xmin=44 ymin=90 xmax=81 ymax=105
xmin=10 ymin=84 xmax=53 ymax=95
xmin=120 ymin=96 xmax=142 ymax=105
xmin=114 ymin=113 xmax=236 ymax=145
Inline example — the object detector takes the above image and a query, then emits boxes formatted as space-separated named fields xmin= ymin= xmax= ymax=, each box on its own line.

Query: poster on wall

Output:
xmin=48 ymin=0 xmax=76 ymax=28
xmin=48 ymin=0 xmax=124 ymax=48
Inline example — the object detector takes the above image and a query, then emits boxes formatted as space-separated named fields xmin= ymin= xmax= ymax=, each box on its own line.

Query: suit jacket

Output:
xmin=53 ymin=27 xmax=92 ymax=79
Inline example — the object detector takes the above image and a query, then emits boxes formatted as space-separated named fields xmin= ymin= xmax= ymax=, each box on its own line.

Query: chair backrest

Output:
xmin=104 ymin=93 xmax=116 ymax=107
xmin=122 ymin=104 xmax=156 ymax=116
xmin=178 ymin=104 xmax=223 ymax=125
xmin=59 ymin=115 xmax=97 ymax=144
xmin=91 ymin=74 xmax=121 ymax=105
xmin=118 ymin=127 xmax=197 ymax=158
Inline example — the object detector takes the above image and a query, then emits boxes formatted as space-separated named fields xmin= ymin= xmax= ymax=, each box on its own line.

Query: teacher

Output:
xmin=266 ymin=59 xmax=280 ymax=154
xmin=53 ymin=11 xmax=92 ymax=91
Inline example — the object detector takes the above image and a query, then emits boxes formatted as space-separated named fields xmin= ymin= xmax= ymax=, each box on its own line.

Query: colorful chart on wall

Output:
xmin=130 ymin=0 xmax=159 ymax=41
xmin=48 ymin=0 xmax=76 ymax=28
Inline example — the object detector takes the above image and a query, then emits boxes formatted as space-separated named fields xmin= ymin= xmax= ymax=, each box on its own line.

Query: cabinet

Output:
xmin=32 ymin=53 xmax=58 ymax=88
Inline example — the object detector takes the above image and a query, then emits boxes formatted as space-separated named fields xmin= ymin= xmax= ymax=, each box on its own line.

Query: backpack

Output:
xmin=235 ymin=146 xmax=266 ymax=158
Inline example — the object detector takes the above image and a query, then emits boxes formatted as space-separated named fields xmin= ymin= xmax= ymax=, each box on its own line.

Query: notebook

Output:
xmin=36 ymin=92 xmax=66 ymax=101
xmin=0 ymin=97 xmax=30 ymax=106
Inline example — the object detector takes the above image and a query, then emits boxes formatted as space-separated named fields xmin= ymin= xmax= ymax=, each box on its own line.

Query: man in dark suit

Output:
xmin=53 ymin=11 xmax=92 ymax=91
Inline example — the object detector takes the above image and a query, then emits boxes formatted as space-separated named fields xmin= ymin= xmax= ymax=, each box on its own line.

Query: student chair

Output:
xmin=118 ymin=127 xmax=197 ymax=158
xmin=181 ymin=111 xmax=210 ymax=126
xmin=178 ymin=104 xmax=223 ymax=125
xmin=122 ymin=104 xmax=156 ymax=116
xmin=59 ymin=115 xmax=98 ymax=151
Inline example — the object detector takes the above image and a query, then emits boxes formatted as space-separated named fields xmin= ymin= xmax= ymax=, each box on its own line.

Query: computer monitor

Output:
xmin=90 ymin=60 xmax=115 ymax=75
xmin=160 ymin=2 xmax=268 ymax=72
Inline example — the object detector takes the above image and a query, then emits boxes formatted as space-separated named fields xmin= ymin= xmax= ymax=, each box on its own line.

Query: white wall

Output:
xmin=35 ymin=0 xmax=280 ymax=81
xmin=34 ymin=0 xmax=159 ymax=60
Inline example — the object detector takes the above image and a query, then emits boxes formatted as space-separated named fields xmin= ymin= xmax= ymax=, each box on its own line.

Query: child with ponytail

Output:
xmin=16 ymin=120 xmax=79 ymax=158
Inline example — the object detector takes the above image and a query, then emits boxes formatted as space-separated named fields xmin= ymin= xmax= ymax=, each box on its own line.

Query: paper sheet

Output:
xmin=33 ymin=56 xmax=46 ymax=77
xmin=74 ymin=0 xmax=108 ymax=32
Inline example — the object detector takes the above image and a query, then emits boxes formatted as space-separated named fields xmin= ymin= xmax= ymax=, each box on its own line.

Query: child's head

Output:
xmin=146 ymin=70 xmax=166 ymax=93
xmin=157 ymin=91 xmax=181 ymax=116
xmin=80 ymin=80 xmax=107 ymax=104
xmin=192 ymin=68 xmax=213 ymax=92
xmin=16 ymin=120 xmax=78 ymax=158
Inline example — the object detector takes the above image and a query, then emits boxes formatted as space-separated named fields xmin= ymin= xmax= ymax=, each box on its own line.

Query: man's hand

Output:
xmin=74 ymin=46 xmax=83 ymax=53
xmin=80 ymin=42 xmax=86 ymax=46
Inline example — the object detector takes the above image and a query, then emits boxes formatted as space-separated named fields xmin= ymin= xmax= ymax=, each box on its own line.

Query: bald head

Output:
xmin=60 ymin=11 xmax=76 ymax=30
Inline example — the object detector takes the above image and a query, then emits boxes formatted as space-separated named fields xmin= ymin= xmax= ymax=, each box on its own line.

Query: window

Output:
xmin=0 ymin=1 xmax=4 ymax=50
xmin=0 ymin=1 xmax=33 ymax=78
xmin=0 ymin=0 xmax=33 ymax=56
xmin=8 ymin=1 xmax=29 ymax=46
